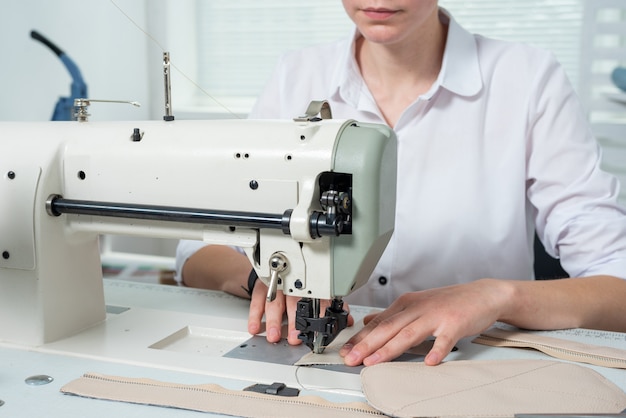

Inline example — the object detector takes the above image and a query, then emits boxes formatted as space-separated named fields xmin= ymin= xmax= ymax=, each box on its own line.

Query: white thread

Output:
xmin=109 ymin=0 xmax=241 ymax=119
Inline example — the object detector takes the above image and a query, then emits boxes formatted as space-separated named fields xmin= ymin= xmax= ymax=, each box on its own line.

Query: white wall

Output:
xmin=0 ymin=0 xmax=182 ymax=262
xmin=1 ymin=0 xmax=152 ymax=122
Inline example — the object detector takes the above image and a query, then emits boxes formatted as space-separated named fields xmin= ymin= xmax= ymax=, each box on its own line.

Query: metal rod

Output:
xmin=47 ymin=196 xmax=290 ymax=232
xmin=163 ymin=52 xmax=174 ymax=121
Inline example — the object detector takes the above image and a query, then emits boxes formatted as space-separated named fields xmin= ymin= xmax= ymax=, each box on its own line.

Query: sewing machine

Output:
xmin=0 ymin=115 xmax=396 ymax=354
xmin=3 ymin=117 xmax=626 ymax=418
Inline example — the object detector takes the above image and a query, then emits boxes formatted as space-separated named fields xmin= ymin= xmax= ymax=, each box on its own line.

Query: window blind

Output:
xmin=195 ymin=1 xmax=352 ymax=100
xmin=439 ymin=0 xmax=583 ymax=89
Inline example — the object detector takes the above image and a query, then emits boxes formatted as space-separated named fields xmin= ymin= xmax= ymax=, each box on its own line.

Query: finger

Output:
xmin=360 ymin=323 xmax=432 ymax=366
xmin=424 ymin=333 xmax=457 ymax=366
xmin=339 ymin=307 xmax=391 ymax=357
xmin=248 ymin=281 xmax=268 ymax=335
xmin=285 ymin=296 xmax=303 ymax=345
xmin=339 ymin=310 xmax=384 ymax=357
xmin=362 ymin=311 xmax=380 ymax=325
xmin=342 ymin=311 xmax=430 ymax=366
xmin=339 ymin=311 xmax=391 ymax=364
xmin=263 ymin=292 xmax=286 ymax=343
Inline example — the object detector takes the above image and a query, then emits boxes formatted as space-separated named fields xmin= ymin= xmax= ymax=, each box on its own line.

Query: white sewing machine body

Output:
xmin=0 ymin=118 xmax=396 ymax=347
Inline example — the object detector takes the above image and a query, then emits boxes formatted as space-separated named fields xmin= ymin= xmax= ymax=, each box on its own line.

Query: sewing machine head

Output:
xmin=0 ymin=117 xmax=396 ymax=351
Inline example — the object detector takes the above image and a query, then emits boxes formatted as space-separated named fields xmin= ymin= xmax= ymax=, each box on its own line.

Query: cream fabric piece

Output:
xmin=61 ymin=372 xmax=384 ymax=418
xmin=361 ymin=359 xmax=626 ymax=418
xmin=474 ymin=327 xmax=626 ymax=369
xmin=295 ymin=319 xmax=433 ymax=366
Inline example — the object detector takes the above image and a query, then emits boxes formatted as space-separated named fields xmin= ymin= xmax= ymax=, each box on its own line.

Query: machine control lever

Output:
xmin=266 ymin=254 xmax=287 ymax=302
xmin=73 ymin=98 xmax=140 ymax=122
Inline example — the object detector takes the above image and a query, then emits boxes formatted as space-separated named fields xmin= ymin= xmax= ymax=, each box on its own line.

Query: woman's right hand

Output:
xmin=247 ymin=280 xmax=354 ymax=346
xmin=248 ymin=280 xmax=304 ymax=345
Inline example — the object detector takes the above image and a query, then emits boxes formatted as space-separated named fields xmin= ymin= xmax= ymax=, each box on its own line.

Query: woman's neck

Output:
xmin=355 ymin=12 xmax=447 ymax=127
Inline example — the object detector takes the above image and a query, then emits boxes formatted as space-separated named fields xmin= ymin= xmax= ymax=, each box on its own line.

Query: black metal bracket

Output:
xmin=295 ymin=298 xmax=349 ymax=352
xmin=243 ymin=382 xmax=300 ymax=397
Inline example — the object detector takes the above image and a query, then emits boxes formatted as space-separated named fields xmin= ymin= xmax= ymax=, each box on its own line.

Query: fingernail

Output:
xmin=425 ymin=352 xmax=440 ymax=365
xmin=339 ymin=343 xmax=353 ymax=356
xmin=268 ymin=327 xmax=280 ymax=341
xmin=364 ymin=352 xmax=381 ymax=366
xmin=248 ymin=323 xmax=259 ymax=335
xmin=344 ymin=349 xmax=361 ymax=365
xmin=289 ymin=330 xmax=301 ymax=341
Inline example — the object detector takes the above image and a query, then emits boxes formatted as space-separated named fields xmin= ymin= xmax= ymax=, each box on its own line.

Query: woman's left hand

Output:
xmin=339 ymin=278 xmax=512 ymax=366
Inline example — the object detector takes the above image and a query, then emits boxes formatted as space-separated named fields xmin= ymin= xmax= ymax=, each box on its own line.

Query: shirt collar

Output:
xmin=331 ymin=7 xmax=483 ymax=105
xmin=329 ymin=32 xmax=364 ymax=106
xmin=438 ymin=8 xmax=482 ymax=97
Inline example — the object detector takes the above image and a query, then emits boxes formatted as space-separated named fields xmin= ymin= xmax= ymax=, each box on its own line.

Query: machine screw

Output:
xmin=24 ymin=375 xmax=54 ymax=386
xmin=249 ymin=180 xmax=259 ymax=190
xmin=131 ymin=128 xmax=143 ymax=142
xmin=2 ymin=251 xmax=9 ymax=260
xmin=7 ymin=171 xmax=15 ymax=179
xmin=294 ymin=279 xmax=303 ymax=289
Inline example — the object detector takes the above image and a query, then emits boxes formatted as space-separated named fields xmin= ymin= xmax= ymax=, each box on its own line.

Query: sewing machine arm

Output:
xmin=0 ymin=118 xmax=396 ymax=350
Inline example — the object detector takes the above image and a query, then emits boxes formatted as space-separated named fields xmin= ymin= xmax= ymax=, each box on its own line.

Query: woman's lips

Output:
xmin=362 ymin=8 xmax=397 ymax=20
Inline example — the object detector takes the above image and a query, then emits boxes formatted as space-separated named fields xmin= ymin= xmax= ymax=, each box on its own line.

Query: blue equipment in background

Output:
xmin=31 ymin=30 xmax=87 ymax=121
xmin=612 ymin=67 xmax=626 ymax=94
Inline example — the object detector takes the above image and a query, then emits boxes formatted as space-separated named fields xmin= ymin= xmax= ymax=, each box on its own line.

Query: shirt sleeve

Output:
xmin=526 ymin=52 xmax=626 ymax=280
xmin=174 ymin=240 xmax=246 ymax=284
xmin=174 ymin=240 xmax=208 ymax=283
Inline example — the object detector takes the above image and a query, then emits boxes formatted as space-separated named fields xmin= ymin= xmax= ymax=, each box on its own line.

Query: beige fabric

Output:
xmin=473 ymin=327 xmax=626 ymax=369
xmin=296 ymin=319 xmax=433 ymax=366
xmin=361 ymin=359 xmax=626 ymax=418
xmin=61 ymin=372 xmax=384 ymax=417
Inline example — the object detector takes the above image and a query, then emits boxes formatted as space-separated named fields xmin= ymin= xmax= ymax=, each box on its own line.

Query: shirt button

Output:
xmin=378 ymin=276 xmax=388 ymax=285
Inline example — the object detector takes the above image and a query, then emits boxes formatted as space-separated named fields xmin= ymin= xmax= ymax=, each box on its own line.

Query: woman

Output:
xmin=177 ymin=0 xmax=626 ymax=366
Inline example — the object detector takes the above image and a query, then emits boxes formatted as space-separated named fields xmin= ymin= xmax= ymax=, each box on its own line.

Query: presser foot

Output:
xmin=295 ymin=297 xmax=349 ymax=354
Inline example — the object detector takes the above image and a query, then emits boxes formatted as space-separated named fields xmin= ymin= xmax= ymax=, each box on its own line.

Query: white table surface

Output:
xmin=1 ymin=279 xmax=624 ymax=417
